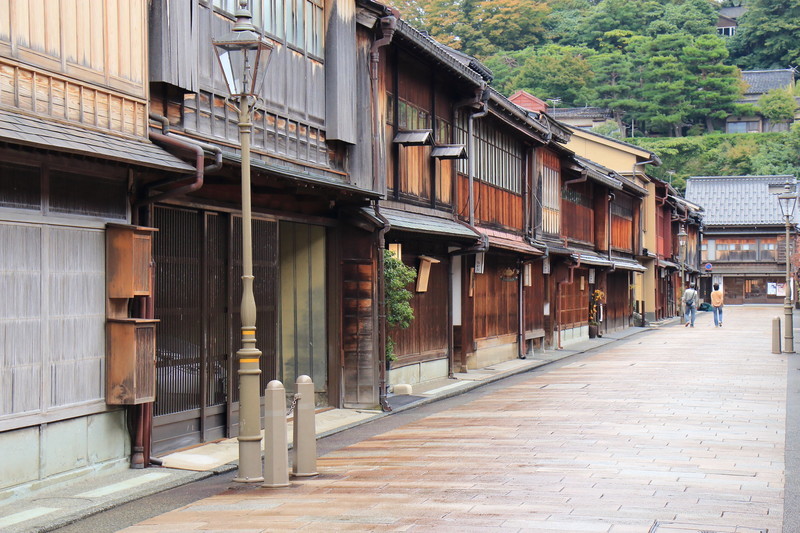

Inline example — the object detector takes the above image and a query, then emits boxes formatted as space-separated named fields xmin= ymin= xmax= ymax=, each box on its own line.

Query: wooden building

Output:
xmin=0 ymin=0 xmax=196 ymax=495
xmin=142 ymin=0 xmax=393 ymax=454
xmin=686 ymin=175 xmax=796 ymax=305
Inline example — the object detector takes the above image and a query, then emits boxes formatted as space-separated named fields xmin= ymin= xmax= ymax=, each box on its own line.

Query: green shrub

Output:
xmin=384 ymin=250 xmax=417 ymax=361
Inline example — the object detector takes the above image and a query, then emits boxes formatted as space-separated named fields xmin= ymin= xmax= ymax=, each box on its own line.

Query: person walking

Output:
xmin=711 ymin=283 xmax=724 ymax=327
xmin=683 ymin=283 xmax=698 ymax=327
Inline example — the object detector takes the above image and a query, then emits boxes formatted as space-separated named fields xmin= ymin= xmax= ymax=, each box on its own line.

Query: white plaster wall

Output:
xmin=0 ymin=411 xmax=129 ymax=496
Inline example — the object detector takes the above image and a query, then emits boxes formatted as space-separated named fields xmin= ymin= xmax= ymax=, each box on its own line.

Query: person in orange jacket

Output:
xmin=711 ymin=283 xmax=724 ymax=327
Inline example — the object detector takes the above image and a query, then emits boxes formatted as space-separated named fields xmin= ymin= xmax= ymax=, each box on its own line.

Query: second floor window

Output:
xmin=214 ymin=0 xmax=324 ymax=58
xmin=539 ymin=149 xmax=560 ymax=235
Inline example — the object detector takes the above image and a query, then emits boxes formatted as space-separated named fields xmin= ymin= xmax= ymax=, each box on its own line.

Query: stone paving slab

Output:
xmin=122 ymin=307 xmax=787 ymax=532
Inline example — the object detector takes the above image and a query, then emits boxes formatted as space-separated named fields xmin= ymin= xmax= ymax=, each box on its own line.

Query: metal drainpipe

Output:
xmin=607 ymin=192 xmax=616 ymax=264
xmin=373 ymin=202 xmax=392 ymax=412
xmin=370 ymin=16 xmax=397 ymax=193
xmin=563 ymin=167 xmax=588 ymax=188
xmin=368 ymin=15 xmax=396 ymax=412
xmin=467 ymin=90 xmax=490 ymax=227
xmin=136 ymin=114 xmax=223 ymax=208
xmin=518 ymin=259 xmax=526 ymax=359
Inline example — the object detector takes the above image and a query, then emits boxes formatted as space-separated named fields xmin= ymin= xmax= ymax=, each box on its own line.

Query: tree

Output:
xmin=647 ymin=0 xmax=718 ymax=38
xmin=577 ymin=0 xmax=665 ymax=48
xmin=587 ymin=46 xmax=638 ymax=132
xmin=682 ymin=34 xmax=742 ymax=132
xmin=758 ymin=87 xmax=799 ymax=131
xmin=509 ymin=45 xmax=597 ymax=106
xmin=473 ymin=0 xmax=550 ymax=53
xmin=631 ymin=34 xmax=694 ymax=136
xmin=728 ymin=0 xmax=800 ymax=69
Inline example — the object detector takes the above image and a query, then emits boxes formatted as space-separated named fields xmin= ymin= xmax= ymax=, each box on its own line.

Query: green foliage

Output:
xmin=398 ymin=0 xmax=758 ymax=137
xmin=384 ymin=250 xmax=417 ymax=362
xmin=632 ymin=128 xmax=800 ymax=193
xmin=591 ymin=120 xmax=624 ymax=139
xmin=758 ymin=87 xmax=798 ymax=124
xmin=384 ymin=250 xmax=417 ymax=328
xmin=509 ymin=44 xmax=597 ymax=106
xmin=728 ymin=0 xmax=800 ymax=69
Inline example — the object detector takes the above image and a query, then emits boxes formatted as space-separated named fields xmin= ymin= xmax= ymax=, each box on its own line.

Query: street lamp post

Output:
xmin=212 ymin=1 xmax=274 ymax=482
xmin=778 ymin=181 xmax=797 ymax=354
xmin=678 ymin=225 xmax=687 ymax=324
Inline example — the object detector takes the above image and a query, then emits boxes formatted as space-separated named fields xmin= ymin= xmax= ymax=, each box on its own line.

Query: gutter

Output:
xmin=467 ymin=89 xmax=490 ymax=227
xmin=136 ymin=113 xmax=223 ymax=208
xmin=370 ymin=15 xmax=397 ymax=193
xmin=373 ymin=201 xmax=393 ymax=412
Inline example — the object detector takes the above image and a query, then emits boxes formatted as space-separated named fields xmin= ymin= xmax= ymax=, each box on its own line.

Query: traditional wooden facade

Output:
xmin=0 ymin=0 xmax=196 ymax=495
xmin=453 ymin=91 xmax=570 ymax=368
xmin=141 ymin=0 xmax=393 ymax=454
xmin=562 ymin=129 xmax=674 ymax=328
xmin=686 ymin=175 xmax=796 ymax=305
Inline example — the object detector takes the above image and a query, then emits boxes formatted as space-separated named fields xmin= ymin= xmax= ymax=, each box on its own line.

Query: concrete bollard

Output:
xmin=773 ymin=317 xmax=782 ymax=354
xmin=262 ymin=380 xmax=290 ymax=488
xmin=292 ymin=375 xmax=318 ymax=477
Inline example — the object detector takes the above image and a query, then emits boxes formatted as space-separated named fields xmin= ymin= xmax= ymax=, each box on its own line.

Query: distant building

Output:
xmin=727 ymin=69 xmax=800 ymax=133
xmin=508 ymin=90 xmax=548 ymax=114
xmin=685 ymin=175 xmax=798 ymax=305
xmin=717 ymin=5 xmax=746 ymax=37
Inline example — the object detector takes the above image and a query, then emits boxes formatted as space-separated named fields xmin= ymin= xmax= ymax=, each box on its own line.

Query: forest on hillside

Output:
xmin=389 ymin=0 xmax=800 ymax=138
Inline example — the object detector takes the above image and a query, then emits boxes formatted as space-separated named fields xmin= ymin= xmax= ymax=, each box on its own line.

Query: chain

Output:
xmin=286 ymin=393 xmax=301 ymax=417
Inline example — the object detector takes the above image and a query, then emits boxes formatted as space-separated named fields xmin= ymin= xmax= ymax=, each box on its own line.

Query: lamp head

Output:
xmin=212 ymin=1 xmax=273 ymax=98
xmin=778 ymin=181 xmax=797 ymax=219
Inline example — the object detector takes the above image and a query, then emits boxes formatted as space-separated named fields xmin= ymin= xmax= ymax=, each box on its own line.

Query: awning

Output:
xmin=431 ymin=144 xmax=467 ymax=159
xmin=612 ymin=257 xmax=648 ymax=272
xmin=0 ymin=109 xmax=195 ymax=172
xmin=393 ymin=129 xmax=433 ymax=145
xmin=485 ymin=231 xmax=544 ymax=255
xmin=373 ymin=207 xmax=480 ymax=240
xmin=571 ymin=251 xmax=614 ymax=267
xmin=658 ymin=259 xmax=680 ymax=270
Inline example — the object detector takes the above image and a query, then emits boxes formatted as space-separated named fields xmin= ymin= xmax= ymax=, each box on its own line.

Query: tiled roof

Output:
xmin=741 ymin=70 xmax=795 ymax=95
xmin=0 ymin=108 xmax=195 ymax=172
xmin=684 ymin=175 xmax=798 ymax=226
xmin=550 ymin=107 xmax=612 ymax=119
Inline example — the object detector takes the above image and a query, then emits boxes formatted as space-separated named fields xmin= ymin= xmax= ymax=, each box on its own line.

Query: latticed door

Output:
xmin=152 ymin=206 xmax=278 ymax=454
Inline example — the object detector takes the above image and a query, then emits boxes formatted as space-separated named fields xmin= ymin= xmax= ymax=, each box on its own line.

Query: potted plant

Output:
xmin=588 ymin=288 xmax=605 ymax=338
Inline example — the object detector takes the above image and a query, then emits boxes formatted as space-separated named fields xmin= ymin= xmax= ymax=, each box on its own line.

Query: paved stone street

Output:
xmin=123 ymin=306 xmax=788 ymax=532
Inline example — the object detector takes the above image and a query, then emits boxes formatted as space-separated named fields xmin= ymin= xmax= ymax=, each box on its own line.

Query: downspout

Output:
xmin=135 ymin=113 xmax=223 ymax=208
xmin=563 ymin=167 xmax=588 ymax=188
xmin=518 ymin=259 xmax=526 ymax=359
xmin=373 ymin=202 xmax=393 ymax=412
xmin=632 ymin=158 xmax=657 ymax=181
xmin=607 ymin=192 xmax=616 ymax=266
xmin=632 ymin=157 xmax=657 ymax=250
xmin=467 ymin=89 xmax=490 ymax=227
xmin=370 ymin=15 xmax=397 ymax=193
xmin=369 ymin=17 xmax=396 ymax=412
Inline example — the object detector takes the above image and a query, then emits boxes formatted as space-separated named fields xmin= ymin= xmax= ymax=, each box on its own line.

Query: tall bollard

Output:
xmin=773 ymin=317 xmax=782 ymax=354
xmin=292 ymin=375 xmax=318 ymax=477
xmin=262 ymin=380 xmax=290 ymax=488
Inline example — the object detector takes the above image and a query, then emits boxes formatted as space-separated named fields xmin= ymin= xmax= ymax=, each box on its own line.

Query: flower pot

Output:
xmin=588 ymin=324 xmax=598 ymax=339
